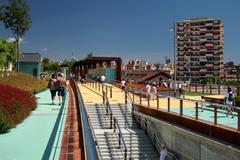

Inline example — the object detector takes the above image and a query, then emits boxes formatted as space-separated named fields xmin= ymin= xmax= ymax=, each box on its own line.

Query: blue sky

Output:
xmin=0 ymin=0 xmax=240 ymax=63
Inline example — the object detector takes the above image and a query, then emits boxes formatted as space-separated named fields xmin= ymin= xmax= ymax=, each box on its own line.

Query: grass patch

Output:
xmin=0 ymin=72 xmax=47 ymax=94
xmin=185 ymin=91 xmax=212 ymax=96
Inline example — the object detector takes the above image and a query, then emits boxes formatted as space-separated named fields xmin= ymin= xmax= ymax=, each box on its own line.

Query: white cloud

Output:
xmin=7 ymin=37 xmax=23 ymax=43
xmin=41 ymin=48 xmax=48 ymax=52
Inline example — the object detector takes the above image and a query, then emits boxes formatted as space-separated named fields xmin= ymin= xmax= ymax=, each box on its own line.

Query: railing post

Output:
xmin=202 ymin=85 xmax=204 ymax=93
xmin=210 ymin=85 xmax=212 ymax=94
xmin=157 ymin=95 xmax=159 ymax=110
xmin=98 ymin=83 xmax=100 ymax=92
xmin=102 ymin=85 xmax=104 ymax=92
xmin=195 ymin=84 xmax=197 ymax=92
xmin=180 ymin=99 xmax=183 ymax=115
xmin=238 ymin=109 xmax=240 ymax=131
xmin=118 ymin=132 xmax=121 ymax=148
xmin=138 ymin=115 xmax=141 ymax=128
xmin=110 ymin=113 xmax=112 ymax=129
xmin=214 ymin=105 xmax=217 ymax=125
xmin=140 ymin=91 xmax=142 ymax=105
xmin=148 ymin=94 xmax=150 ymax=107
xmin=218 ymin=85 xmax=220 ymax=95
xmin=103 ymin=91 xmax=106 ymax=104
xmin=133 ymin=91 xmax=135 ymax=104
xmin=124 ymin=148 xmax=127 ymax=160
xmin=106 ymin=86 xmax=108 ymax=97
xmin=125 ymin=91 xmax=127 ymax=104
xmin=114 ymin=118 xmax=116 ymax=132
xmin=110 ymin=87 xmax=112 ymax=98
xmin=145 ymin=118 xmax=147 ymax=134
xmin=95 ymin=82 xmax=97 ymax=90
xmin=189 ymin=84 xmax=191 ymax=92
xmin=168 ymin=97 xmax=170 ymax=112
xmin=196 ymin=102 xmax=198 ymax=120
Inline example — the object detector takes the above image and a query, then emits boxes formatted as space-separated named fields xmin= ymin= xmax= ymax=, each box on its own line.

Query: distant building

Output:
xmin=124 ymin=59 xmax=154 ymax=70
xmin=224 ymin=61 xmax=240 ymax=81
xmin=19 ymin=53 xmax=41 ymax=77
xmin=176 ymin=17 xmax=224 ymax=83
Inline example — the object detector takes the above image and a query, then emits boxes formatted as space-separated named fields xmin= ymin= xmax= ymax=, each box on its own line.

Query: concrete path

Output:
xmin=0 ymin=89 xmax=68 ymax=160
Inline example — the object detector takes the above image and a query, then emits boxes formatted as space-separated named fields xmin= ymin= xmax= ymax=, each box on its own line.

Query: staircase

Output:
xmin=85 ymin=103 xmax=159 ymax=159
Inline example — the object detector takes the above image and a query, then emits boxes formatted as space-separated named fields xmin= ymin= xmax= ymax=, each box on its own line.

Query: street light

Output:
xmin=170 ymin=23 xmax=177 ymax=97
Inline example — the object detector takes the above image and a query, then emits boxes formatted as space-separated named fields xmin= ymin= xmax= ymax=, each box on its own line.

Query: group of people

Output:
xmin=146 ymin=82 xmax=158 ymax=100
xmin=47 ymin=73 xmax=67 ymax=105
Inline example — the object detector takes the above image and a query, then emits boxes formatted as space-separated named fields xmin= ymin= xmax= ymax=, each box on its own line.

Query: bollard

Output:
xmin=195 ymin=102 xmax=198 ymax=120
xmin=167 ymin=97 xmax=170 ymax=112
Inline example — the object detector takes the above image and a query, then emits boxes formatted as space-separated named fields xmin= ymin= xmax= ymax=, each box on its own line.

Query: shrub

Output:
xmin=0 ymin=83 xmax=36 ymax=133
xmin=0 ymin=71 xmax=47 ymax=94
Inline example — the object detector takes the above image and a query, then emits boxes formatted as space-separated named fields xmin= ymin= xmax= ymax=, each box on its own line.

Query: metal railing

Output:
xmin=126 ymin=90 xmax=178 ymax=160
xmin=71 ymin=78 xmax=98 ymax=160
xmin=113 ymin=117 xmax=128 ymax=160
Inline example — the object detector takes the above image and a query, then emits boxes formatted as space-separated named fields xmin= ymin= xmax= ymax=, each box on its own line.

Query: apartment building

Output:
xmin=224 ymin=61 xmax=240 ymax=81
xmin=176 ymin=18 xmax=224 ymax=83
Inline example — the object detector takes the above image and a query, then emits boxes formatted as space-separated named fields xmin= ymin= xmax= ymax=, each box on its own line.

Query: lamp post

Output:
xmin=171 ymin=22 xmax=177 ymax=97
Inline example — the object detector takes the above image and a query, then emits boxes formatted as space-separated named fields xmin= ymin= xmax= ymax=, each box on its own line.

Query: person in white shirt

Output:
xmin=153 ymin=82 xmax=157 ymax=100
xmin=121 ymin=79 xmax=126 ymax=91
xmin=225 ymin=87 xmax=234 ymax=118
xmin=146 ymin=82 xmax=151 ymax=99
xmin=100 ymin=75 xmax=106 ymax=83
xmin=159 ymin=144 xmax=167 ymax=160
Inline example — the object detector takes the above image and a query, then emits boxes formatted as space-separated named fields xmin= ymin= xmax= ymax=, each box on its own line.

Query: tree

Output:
xmin=0 ymin=39 xmax=16 ymax=75
xmin=42 ymin=57 xmax=51 ymax=66
xmin=0 ymin=0 xmax=32 ymax=72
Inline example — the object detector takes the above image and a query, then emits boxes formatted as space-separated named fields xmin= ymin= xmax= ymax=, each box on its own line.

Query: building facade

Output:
xmin=19 ymin=53 xmax=41 ymax=77
xmin=224 ymin=61 xmax=240 ymax=81
xmin=176 ymin=18 xmax=224 ymax=83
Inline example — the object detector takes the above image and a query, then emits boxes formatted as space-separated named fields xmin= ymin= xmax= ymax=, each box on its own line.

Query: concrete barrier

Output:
xmin=140 ymin=116 xmax=240 ymax=160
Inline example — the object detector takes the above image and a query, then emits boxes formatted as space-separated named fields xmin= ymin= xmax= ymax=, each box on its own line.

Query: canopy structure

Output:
xmin=73 ymin=56 xmax=122 ymax=81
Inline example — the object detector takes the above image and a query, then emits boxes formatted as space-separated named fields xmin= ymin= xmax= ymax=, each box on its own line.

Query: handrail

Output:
xmin=103 ymin=91 xmax=113 ymax=129
xmin=113 ymin=117 xmax=128 ymax=160
xmin=71 ymin=78 xmax=98 ymax=160
xmin=87 ymin=107 xmax=104 ymax=160
xmin=125 ymin=88 xmax=178 ymax=159
xmin=125 ymin=85 xmax=240 ymax=111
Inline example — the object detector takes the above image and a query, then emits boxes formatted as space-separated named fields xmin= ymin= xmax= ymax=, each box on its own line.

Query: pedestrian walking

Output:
xmin=57 ymin=73 xmax=67 ymax=106
xmin=121 ymin=79 xmax=126 ymax=91
xmin=47 ymin=74 xmax=57 ymax=105
xmin=225 ymin=87 xmax=234 ymax=118
xmin=146 ymin=82 xmax=151 ymax=99
xmin=159 ymin=144 xmax=167 ymax=160
xmin=152 ymin=82 xmax=157 ymax=100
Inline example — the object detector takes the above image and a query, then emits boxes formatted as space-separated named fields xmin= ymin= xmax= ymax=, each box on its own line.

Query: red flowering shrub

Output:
xmin=0 ymin=83 xmax=36 ymax=133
